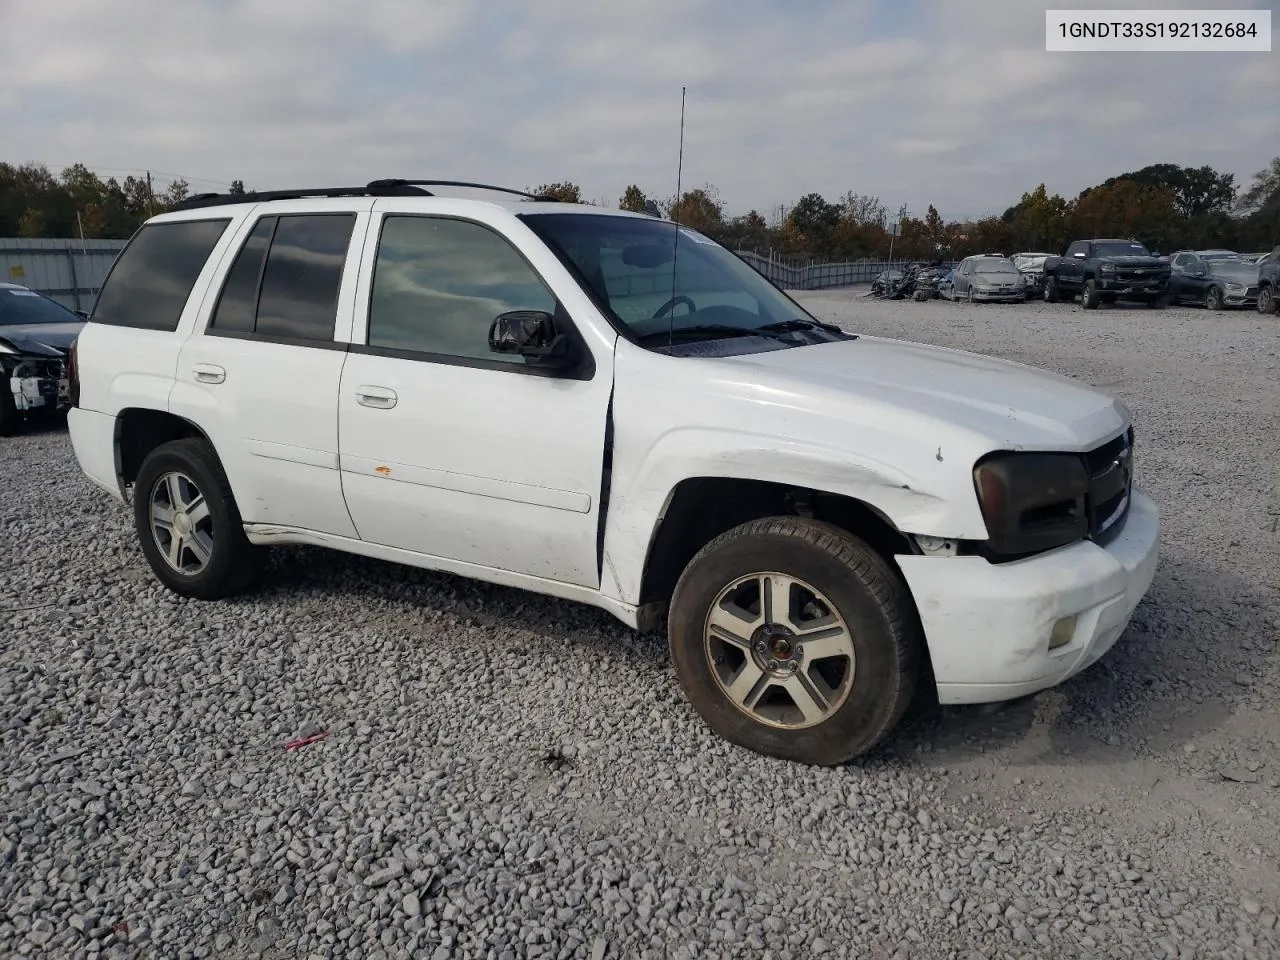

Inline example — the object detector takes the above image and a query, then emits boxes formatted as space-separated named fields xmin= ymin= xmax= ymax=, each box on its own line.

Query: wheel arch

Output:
xmin=114 ymin=407 xmax=218 ymax=494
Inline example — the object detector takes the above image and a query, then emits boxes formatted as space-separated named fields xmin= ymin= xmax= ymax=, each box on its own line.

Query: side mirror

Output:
xmin=1072 ymin=251 xmax=1087 ymax=259
xmin=75 ymin=310 xmax=90 ymax=320
xmin=488 ymin=310 xmax=575 ymax=369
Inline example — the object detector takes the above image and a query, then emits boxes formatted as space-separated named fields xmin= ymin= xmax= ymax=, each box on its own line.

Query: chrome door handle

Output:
xmin=194 ymin=363 xmax=226 ymax=384
xmin=355 ymin=386 xmax=397 ymax=409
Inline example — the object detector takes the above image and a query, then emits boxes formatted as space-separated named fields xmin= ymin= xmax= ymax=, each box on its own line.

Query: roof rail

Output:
xmin=170 ymin=179 xmax=563 ymax=212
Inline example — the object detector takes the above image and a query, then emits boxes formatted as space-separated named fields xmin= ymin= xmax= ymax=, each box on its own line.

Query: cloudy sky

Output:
xmin=2 ymin=0 xmax=1275 ymax=221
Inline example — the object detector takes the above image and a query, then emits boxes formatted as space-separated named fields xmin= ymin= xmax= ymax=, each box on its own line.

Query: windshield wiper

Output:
xmin=635 ymin=324 xmax=792 ymax=344
xmin=759 ymin=318 xmax=848 ymax=335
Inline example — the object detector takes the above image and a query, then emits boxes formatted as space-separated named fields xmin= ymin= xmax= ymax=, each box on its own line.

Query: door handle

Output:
xmin=194 ymin=363 xmax=226 ymax=384
xmin=355 ymin=385 xmax=397 ymax=409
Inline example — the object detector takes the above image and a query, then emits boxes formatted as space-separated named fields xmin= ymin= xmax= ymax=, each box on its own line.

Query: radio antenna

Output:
xmin=667 ymin=85 xmax=686 ymax=349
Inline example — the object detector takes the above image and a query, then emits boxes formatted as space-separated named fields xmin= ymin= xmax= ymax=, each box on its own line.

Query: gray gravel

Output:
xmin=2 ymin=291 xmax=1278 ymax=959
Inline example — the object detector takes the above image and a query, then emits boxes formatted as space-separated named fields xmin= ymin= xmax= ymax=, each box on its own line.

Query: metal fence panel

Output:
xmin=0 ymin=238 xmax=128 ymax=312
xmin=734 ymin=251 xmax=956 ymax=291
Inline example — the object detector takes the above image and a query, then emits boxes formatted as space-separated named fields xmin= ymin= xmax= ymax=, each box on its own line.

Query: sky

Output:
xmin=1 ymin=0 xmax=1275 ymax=223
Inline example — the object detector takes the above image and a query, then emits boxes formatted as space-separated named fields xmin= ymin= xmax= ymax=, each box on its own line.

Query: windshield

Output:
xmin=975 ymin=259 xmax=1019 ymax=274
xmin=1094 ymin=241 xmax=1151 ymax=258
xmin=520 ymin=213 xmax=823 ymax=342
xmin=0 ymin=287 xmax=83 ymax=326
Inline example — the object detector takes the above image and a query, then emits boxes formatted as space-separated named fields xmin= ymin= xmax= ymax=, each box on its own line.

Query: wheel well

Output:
xmin=115 ymin=409 xmax=211 ymax=490
xmin=638 ymin=477 xmax=916 ymax=606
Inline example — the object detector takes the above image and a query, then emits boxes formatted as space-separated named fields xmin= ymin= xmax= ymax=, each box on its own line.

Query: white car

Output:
xmin=67 ymin=180 xmax=1160 ymax=765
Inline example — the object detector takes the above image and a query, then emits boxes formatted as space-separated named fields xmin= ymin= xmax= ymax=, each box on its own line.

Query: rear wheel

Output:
xmin=133 ymin=438 xmax=264 ymax=600
xmin=668 ymin=517 xmax=921 ymax=765
xmin=1205 ymin=286 xmax=1223 ymax=311
xmin=1081 ymin=279 xmax=1100 ymax=309
xmin=1258 ymin=285 xmax=1277 ymax=315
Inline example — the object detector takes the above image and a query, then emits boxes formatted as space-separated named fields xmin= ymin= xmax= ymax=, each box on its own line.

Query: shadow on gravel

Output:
xmin=882 ymin=554 xmax=1275 ymax=767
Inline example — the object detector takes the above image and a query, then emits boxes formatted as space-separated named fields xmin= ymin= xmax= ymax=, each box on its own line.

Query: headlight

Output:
xmin=1224 ymin=282 xmax=1244 ymax=292
xmin=973 ymin=452 xmax=1090 ymax=556
xmin=1099 ymin=263 xmax=1116 ymax=274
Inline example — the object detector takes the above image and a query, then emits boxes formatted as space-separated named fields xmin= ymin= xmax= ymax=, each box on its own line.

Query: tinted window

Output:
xmin=0 ymin=287 xmax=83 ymax=326
xmin=92 ymin=219 xmax=230 ymax=331
xmin=1066 ymin=242 xmax=1087 ymax=257
xmin=368 ymin=216 xmax=556 ymax=362
xmin=254 ymin=214 xmax=355 ymax=342
xmin=210 ymin=217 xmax=275 ymax=333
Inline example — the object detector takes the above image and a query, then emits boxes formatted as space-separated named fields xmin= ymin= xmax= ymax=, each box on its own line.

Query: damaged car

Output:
xmin=1168 ymin=250 xmax=1261 ymax=310
xmin=0 ymin=283 xmax=86 ymax=436
xmin=1010 ymin=252 xmax=1055 ymax=299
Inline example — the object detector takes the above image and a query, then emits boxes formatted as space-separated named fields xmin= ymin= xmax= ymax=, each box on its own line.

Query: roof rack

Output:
xmin=171 ymin=179 xmax=560 ymax=212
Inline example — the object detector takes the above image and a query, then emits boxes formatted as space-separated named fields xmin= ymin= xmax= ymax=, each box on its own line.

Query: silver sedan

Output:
xmin=950 ymin=255 xmax=1028 ymax=303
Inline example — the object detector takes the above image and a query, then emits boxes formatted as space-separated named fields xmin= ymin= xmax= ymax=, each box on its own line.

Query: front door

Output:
xmin=337 ymin=210 xmax=614 ymax=588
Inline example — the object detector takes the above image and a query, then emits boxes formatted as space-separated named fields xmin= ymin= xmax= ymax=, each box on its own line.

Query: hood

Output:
xmin=0 ymin=321 xmax=83 ymax=357
xmin=723 ymin=336 xmax=1128 ymax=450
xmin=1097 ymin=254 xmax=1165 ymax=267
xmin=1208 ymin=261 xmax=1261 ymax=282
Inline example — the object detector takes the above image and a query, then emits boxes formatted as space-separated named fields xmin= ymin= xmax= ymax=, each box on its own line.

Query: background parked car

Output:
xmin=1168 ymin=250 xmax=1261 ymax=310
xmin=1257 ymin=247 xmax=1280 ymax=314
xmin=1010 ymin=252 xmax=1054 ymax=298
xmin=949 ymin=255 xmax=1027 ymax=302
xmin=0 ymin=282 xmax=85 ymax=436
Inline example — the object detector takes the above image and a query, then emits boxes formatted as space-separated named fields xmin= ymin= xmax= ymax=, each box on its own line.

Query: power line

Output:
xmin=32 ymin=162 xmax=235 ymax=189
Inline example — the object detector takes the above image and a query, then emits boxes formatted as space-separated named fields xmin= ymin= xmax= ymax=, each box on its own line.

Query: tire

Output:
xmin=966 ymin=286 xmax=975 ymax=303
xmin=132 ymin=438 xmax=264 ymax=600
xmin=667 ymin=517 xmax=921 ymax=766
xmin=1081 ymin=279 xmax=1100 ymax=309
xmin=1259 ymin=285 xmax=1277 ymax=315
xmin=1147 ymin=293 xmax=1170 ymax=309
xmin=1205 ymin=286 xmax=1222 ymax=311
xmin=1043 ymin=276 xmax=1061 ymax=303
xmin=0 ymin=378 xmax=18 ymax=437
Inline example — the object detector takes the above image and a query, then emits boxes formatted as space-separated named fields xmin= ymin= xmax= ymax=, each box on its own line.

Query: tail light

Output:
xmin=67 ymin=337 xmax=81 ymax=408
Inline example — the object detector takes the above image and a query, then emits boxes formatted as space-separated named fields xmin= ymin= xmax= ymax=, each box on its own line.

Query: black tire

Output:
xmin=1205 ymin=286 xmax=1222 ymax=311
xmin=1081 ymin=279 xmax=1100 ymax=309
xmin=966 ymin=285 xmax=976 ymax=304
xmin=1259 ymin=285 xmax=1277 ymax=315
xmin=667 ymin=517 xmax=921 ymax=766
xmin=132 ymin=438 xmax=263 ymax=600
xmin=1043 ymin=276 xmax=1061 ymax=303
xmin=0 ymin=378 xmax=18 ymax=437
xmin=1147 ymin=293 xmax=1170 ymax=309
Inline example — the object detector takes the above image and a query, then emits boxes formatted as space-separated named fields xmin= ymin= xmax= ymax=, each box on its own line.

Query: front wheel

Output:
xmin=1043 ymin=276 xmax=1061 ymax=303
xmin=0 ymin=379 xmax=18 ymax=437
xmin=1147 ymin=293 xmax=1170 ymax=309
xmin=1204 ymin=286 xmax=1223 ymax=311
xmin=1258 ymin=286 xmax=1277 ymax=315
xmin=133 ymin=438 xmax=264 ymax=600
xmin=668 ymin=517 xmax=921 ymax=765
xmin=1081 ymin=279 xmax=1101 ymax=309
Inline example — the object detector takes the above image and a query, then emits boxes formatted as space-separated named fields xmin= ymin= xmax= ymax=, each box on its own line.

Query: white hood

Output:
xmin=720 ymin=336 xmax=1129 ymax=451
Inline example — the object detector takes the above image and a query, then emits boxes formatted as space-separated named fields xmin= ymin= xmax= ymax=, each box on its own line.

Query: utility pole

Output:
xmin=146 ymin=171 xmax=154 ymax=216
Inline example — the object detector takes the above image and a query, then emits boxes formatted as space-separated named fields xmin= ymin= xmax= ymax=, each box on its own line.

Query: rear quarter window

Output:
xmin=91 ymin=218 xmax=231 ymax=332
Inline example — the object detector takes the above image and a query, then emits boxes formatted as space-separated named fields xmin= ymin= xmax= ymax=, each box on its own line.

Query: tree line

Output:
xmin=3 ymin=160 xmax=1276 ymax=261
xmin=537 ymin=158 xmax=1280 ymax=261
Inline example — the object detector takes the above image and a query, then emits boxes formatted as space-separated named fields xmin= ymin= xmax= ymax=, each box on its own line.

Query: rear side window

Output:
xmin=92 ymin=219 xmax=230 ymax=331
xmin=207 ymin=213 xmax=355 ymax=344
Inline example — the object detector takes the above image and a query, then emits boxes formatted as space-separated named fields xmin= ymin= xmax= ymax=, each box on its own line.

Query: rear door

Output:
xmin=171 ymin=200 xmax=373 ymax=536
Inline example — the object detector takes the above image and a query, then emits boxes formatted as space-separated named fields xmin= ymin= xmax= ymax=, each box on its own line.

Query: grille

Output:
xmin=1084 ymin=428 xmax=1133 ymax=541
xmin=1113 ymin=267 xmax=1168 ymax=283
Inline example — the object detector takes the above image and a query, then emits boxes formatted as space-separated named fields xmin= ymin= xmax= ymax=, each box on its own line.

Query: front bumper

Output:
xmin=1097 ymin=277 xmax=1169 ymax=299
xmin=970 ymin=287 xmax=1026 ymax=302
xmin=896 ymin=489 xmax=1159 ymax=705
xmin=1223 ymin=287 xmax=1258 ymax=307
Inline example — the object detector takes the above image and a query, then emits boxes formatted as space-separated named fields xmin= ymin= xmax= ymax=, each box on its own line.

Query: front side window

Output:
xmin=92 ymin=219 xmax=230 ymax=331
xmin=521 ymin=213 xmax=840 ymax=351
xmin=367 ymin=216 xmax=556 ymax=363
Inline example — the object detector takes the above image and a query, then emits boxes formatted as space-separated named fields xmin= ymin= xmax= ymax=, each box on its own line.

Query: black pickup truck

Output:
xmin=1042 ymin=238 xmax=1171 ymax=309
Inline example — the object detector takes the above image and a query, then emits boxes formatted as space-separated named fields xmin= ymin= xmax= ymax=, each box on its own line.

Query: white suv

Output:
xmin=67 ymin=179 xmax=1160 ymax=765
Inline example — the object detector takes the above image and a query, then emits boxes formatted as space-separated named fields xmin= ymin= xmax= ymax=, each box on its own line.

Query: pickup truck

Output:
xmin=1042 ymin=238 xmax=1171 ymax=309
xmin=66 ymin=180 xmax=1160 ymax=766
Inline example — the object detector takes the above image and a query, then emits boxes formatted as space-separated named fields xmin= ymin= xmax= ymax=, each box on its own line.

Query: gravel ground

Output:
xmin=2 ymin=292 xmax=1278 ymax=960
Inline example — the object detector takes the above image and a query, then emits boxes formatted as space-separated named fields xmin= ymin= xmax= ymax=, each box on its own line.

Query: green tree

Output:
xmin=1084 ymin=163 xmax=1235 ymax=219
xmin=228 ymin=179 xmax=246 ymax=196
xmin=17 ymin=208 xmax=46 ymax=237
xmin=618 ymin=184 xmax=647 ymax=212
xmin=667 ymin=185 xmax=723 ymax=233
xmin=532 ymin=181 xmax=582 ymax=203
xmin=1010 ymin=183 xmax=1069 ymax=251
